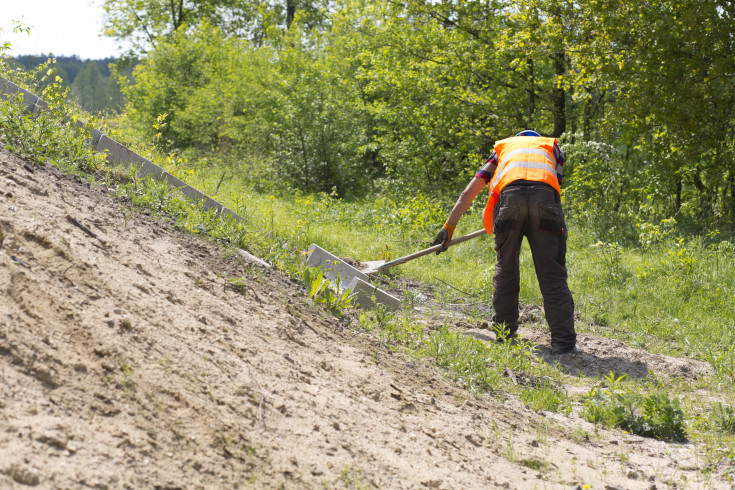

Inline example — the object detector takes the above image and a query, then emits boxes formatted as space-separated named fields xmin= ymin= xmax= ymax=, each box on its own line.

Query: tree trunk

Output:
xmin=552 ymin=52 xmax=566 ymax=137
xmin=692 ymin=168 xmax=710 ymax=217
xmin=170 ymin=0 xmax=184 ymax=30
xmin=286 ymin=0 xmax=297 ymax=28
xmin=583 ymin=89 xmax=592 ymax=141
xmin=526 ymin=58 xmax=535 ymax=128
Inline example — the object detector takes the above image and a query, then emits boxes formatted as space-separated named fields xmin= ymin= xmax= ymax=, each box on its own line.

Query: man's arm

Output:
xmin=445 ymin=176 xmax=487 ymax=228
xmin=431 ymin=176 xmax=488 ymax=252
xmin=432 ymin=152 xmax=497 ymax=252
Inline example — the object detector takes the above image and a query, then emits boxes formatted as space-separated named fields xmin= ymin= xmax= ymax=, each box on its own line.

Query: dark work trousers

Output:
xmin=492 ymin=181 xmax=576 ymax=352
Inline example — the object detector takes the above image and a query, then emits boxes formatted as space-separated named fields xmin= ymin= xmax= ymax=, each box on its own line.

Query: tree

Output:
xmin=71 ymin=61 xmax=110 ymax=112
xmin=102 ymin=0 xmax=331 ymax=55
xmin=101 ymin=0 xmax=260 ymax=55
xmin=574 ymin=0 xmax=735 ymax=218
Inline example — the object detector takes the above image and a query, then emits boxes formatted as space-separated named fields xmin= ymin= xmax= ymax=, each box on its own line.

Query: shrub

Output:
xmin=582 ymin=372 xmax=687 ymax=442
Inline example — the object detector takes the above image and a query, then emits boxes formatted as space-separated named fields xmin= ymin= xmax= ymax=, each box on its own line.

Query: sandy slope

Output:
xmin=0 ymin=147 xmax=731 ymax=489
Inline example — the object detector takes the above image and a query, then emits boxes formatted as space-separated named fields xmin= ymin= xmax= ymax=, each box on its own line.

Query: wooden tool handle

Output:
xmin=377 ymin=229 xmax=487 ymax=271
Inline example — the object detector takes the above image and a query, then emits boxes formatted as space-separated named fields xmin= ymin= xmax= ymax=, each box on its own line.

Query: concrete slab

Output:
xmin=161 ymin=173 xmax=223 ymax=213
xmin=33 ymin=98 xmax=49 ymax=114
xmin=305 ymin=244 xmax=368 ymax=288
xmin=220 ymin=207 xmax=243 ymax=222
xmin=0 ymin=78 xmax=40 ymax=113
xmin=238 ymin=249 xmax=271 ymax=268
xmin=0 ymin=77 xmax=17 ymax=95
xmin=89 ymin=128 xmax=104 ymax=147
xmin=96 ymin=136 xmax=164 ymax=180
xmin=202 ymin=196 xmax=224 ymax=213
xmin=96 ymin=135 xmax=130 ymax=165
xmin=347 ymin=277 xmax=401 ymax=311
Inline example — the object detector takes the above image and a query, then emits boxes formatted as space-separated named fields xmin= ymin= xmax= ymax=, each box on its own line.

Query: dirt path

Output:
xmin=0 ymin=147 xmax=731 ymax=489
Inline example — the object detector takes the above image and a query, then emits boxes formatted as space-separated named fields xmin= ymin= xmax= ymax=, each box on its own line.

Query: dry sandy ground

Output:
xmin=0 ymin=146 xmax=732 ymax=489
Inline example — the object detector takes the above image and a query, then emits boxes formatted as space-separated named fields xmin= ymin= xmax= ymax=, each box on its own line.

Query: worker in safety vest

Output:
xmin=432 ymin=130 xmax=578 ymax=355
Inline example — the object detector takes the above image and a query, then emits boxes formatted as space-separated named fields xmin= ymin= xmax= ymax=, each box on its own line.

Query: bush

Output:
xmin=582 ymin=372 xmax=687 ymax=441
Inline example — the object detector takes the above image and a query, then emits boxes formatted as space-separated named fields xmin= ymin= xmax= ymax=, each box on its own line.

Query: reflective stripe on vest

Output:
xmin=490 ymin=161 xmax=558 ymax=193
xmin=499 ymin=148 xmax=555 ymax=168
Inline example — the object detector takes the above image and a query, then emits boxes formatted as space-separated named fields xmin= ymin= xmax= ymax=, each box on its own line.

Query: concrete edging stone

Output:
xmin=0 ymin=76 xmax=239 ymax=222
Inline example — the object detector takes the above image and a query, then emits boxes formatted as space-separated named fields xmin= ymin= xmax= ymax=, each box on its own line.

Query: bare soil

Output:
xmin=0 ymin=147 xmax=731 ymax=489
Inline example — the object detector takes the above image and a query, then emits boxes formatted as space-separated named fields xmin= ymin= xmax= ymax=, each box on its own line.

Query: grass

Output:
xmin=3 ymin=68 xmax=735 ymax=475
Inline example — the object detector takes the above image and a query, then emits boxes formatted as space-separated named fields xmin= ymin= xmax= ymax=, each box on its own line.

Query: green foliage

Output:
xmin=71 ymin=61 xmax=124 ymax=113
xmin=301 ymin=267 xmax=354 ymax=316
xmin=0 ymin=61 xmax=106 ymax=172
xmin=712 ymin=403 xmax=735 ymax=435
xmin=10 ymin=55 xmax=125 ymax=113
xmin=520 ymin=380 xmax=571 ymax=414
xmin=582 ymin=372 xmax=687 ymax=441
xmin=119 ymin=21 xmax=372 ymax=196
xmin=104 ymin=0 xmax=735 ymax=229
xmin=101 ymin=0 xmax=255 ymax=55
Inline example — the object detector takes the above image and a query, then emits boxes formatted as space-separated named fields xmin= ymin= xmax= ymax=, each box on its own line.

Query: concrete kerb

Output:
xmin=0 ymin=78 xmax=40 ymax=113
xmin=305 ymin=244 xmax=368 ymax=289
xmin=95 ymin=135 xmax=165 ymax=180
xmin=305 ymin=243 xmax=401 ymax=310
xmin=33 ymin=98 xmax=50 ymax=114
xmin=0 ymin=77 xmax=243 ymax=223
xmin=220 ymin=207 xmax=243 ymax=222
xmin=347 ymin=277 xmax=401 ymax=311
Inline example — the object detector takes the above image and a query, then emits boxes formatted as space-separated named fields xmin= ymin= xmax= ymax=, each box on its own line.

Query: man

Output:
xmin=432 ymin=130 xmax=578 ymax=355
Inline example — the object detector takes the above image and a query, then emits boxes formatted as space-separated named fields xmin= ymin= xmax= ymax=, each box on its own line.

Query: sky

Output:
xmin=1 ymin=0 xmax=123 ymax=59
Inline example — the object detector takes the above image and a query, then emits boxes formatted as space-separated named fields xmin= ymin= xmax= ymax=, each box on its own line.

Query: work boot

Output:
xmin=551 ymin=344 xmax=581 ymax=355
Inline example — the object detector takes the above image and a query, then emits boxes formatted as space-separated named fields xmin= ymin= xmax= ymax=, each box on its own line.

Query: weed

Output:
xmin=520 ymin=457 xmax=549 ymax=473
xmin=590 ymin=240 xmax=628 ymax=285
xmin=712 ymin=403 xmax=735 ymax=434
xmin=582 ymin=372 xmax=687 ymax=441
xmin=502 ymin=430 xmax=517 ymax=462
xmin=302 ymin=266 xmax=354 ymax=316
xmin=120 ymin=361 xmax=136 ymax=394
xmin=340 ymin=465 xmax=370 ymax=489
xmin=521 ymin=380 xmax=570 ymax=414
xmin=570 ymin=427 xmax=591 ymax=443
xmin=159 ymin=354 xmax=172 ymax=372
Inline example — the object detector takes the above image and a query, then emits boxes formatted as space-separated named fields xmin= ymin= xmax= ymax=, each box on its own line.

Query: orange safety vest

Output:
xmin=482 ymin=136 xmax=561 ymax=234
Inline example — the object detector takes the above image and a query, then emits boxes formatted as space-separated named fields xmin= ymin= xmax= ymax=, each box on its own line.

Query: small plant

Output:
xmin=340 ymin=465 xmax=369 ymax=489
xmin=590 ymin=240 xmax=627 ymax=285
xmin=582 ymin=372 xmax=687 ymax=441
xmin=520 ymin=457 xmax=549 ymax=474
xmin=712 ymin=403 xmax=735 ymax=434
xmin=521 ymin=380 xmax=570 ymax=414
xmin=302 ymin=266 xmax=353 ymax=315
xmin=120 ymin=361 xmax=136 ymax=394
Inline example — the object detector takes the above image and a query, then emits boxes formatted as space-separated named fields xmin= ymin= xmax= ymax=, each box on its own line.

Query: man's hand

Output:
xmin=431 ymin=223 xmax=455 ymax=254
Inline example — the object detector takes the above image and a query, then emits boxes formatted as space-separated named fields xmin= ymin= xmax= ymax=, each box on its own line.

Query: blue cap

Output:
xmin=516 ymin=130 xmax=541 ymax=137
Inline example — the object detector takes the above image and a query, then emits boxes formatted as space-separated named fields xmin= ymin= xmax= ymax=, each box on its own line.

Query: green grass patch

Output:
xmin=581 ymin=372 xmax=687 ymax=441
